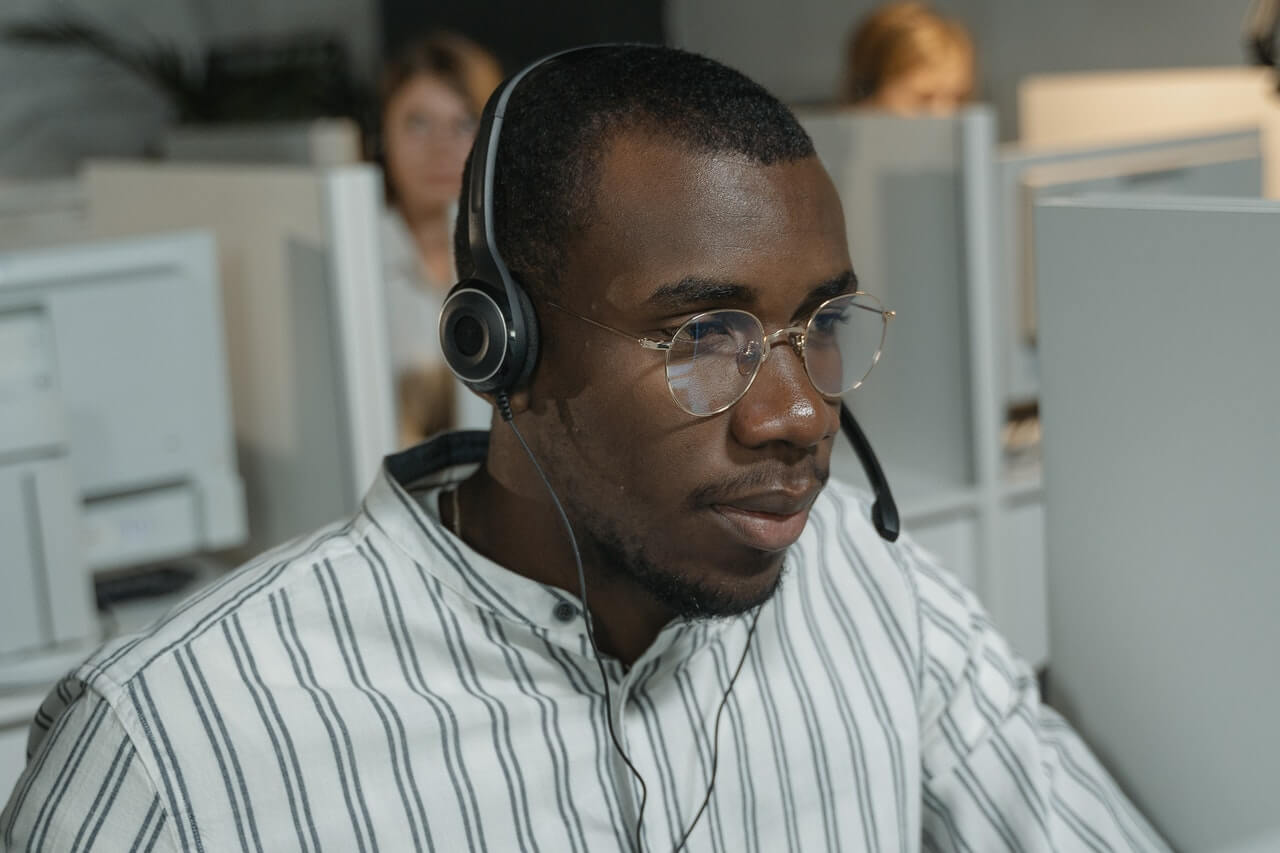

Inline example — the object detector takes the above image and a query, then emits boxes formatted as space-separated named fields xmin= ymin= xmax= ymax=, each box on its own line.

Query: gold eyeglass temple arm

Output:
xmin=545 ymin=301 xmax=672 ymax=350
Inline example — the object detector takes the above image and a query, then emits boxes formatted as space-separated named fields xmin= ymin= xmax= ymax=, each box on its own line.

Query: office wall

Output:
xmin=0 ymin=0 xmax=376 ymax=177
xmin=668 ymin=0 xmax=1259 ymax=138
xmin=380 ymin=0 xmax=663 ymax=72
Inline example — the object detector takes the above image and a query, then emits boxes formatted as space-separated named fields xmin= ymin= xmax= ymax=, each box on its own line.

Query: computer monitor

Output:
xmin=0 ymin=230 xmax=246 ymax=679
xmin=82 ymin=161 xmax=397 ymax=559
xmin=996 ymin=128 xmax=1263 ymax=406
xmin=1036 ymin=194 xmax=1280 ymax=853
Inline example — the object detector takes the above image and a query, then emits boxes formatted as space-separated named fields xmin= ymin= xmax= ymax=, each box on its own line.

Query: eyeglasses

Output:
xmin=547 ymin=291 xmax=894 ymax=416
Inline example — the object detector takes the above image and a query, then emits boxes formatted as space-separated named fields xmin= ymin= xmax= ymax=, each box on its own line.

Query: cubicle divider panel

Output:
xmin=802 ymin=111 xmax=984 ymax=504
xmin=1017 ymin=67 xmax=1280 ymax=197
xmin=1036 ymin=195 xmax=1280 ymax=853
xmin=996 ymin=129 xmax=1264 ymax=407
xmin=83 ymin=162 xmax=395 ymax=559
xmin=801 ymin=108 xmax=1027 ymax=642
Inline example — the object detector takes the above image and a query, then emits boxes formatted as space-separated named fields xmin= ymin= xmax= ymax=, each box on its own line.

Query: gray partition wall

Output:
xmin=1036 ymin=196 xmax=1280 ymax=853
xmin=797 ymin=108 xmax=1058 ymax=666
xmin=84 ymin=163 xmax=396 ymax=560
xmin=996 ymin=129 xmax=1263 ymax=407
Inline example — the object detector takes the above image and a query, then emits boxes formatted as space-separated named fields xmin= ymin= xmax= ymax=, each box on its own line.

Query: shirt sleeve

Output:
xmin=1 ymin=679 xmax=177 ymax=853
xmin=906 ymin=541 xmax=1172 ymax=853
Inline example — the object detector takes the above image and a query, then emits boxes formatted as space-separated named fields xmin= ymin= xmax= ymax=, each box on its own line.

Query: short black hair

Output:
xmin=453 ymin=44 xmax=816 ymax=296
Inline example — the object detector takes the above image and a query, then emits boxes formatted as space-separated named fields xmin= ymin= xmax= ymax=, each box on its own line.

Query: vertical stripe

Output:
xmin=138 ymin=809 xmax=169 ymax=853
xmin=78 ymin=747 xmax=137 ymax=851
xmin=223 ymin=618 xmax=320 ymax=853
xmin=769 ymin=570 xmax=841 ymax=850
xmin=67 ymin=737 xmax=131 ymax=851
xmin=317 ymin=557 xmax=428 ymax=852
xmin=792 ymin=539 xmax=883 ymax=851
xmin=631 ymin=674 xmax=688 ymax=847
xmin=128 ymin=797 xmax=163 ymax=853
xmin=361 ymin=557 xmax=486 ymax=853
xmin=27 ymin=698 xmax=111 ymax=851
xmin=746 ymin=609 xmax=803 ymax=851
xmin=3 ymin=684 xmax=87 ymax=843
xmin=923 ymin=784 xmax=979 ymax=853
xmin=541 ymin=640 xmax=635 ymax=851
xmin=818 ymin=507 xmax=914 ymax=847
xmin=271 ymin=593 xmax=374 ymax=853
xmin=671 ymin=659 xmax=728 ymax=853
xmin=131 ymin=673 xmax=205 ymax=853
xmin=173 ymin=651 xmax=254 ymax=852
xmin=707 ymin=635 xmax=761 ymax=853
xmin=485 ymin=613 xmax=590 ymax=853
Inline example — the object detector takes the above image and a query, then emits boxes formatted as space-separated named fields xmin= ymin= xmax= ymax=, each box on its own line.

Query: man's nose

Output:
xmin=729 ymin=343 xmax=836 ymax=451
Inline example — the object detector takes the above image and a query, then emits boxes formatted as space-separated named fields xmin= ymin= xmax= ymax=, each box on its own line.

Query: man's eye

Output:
xmin=679 ymin=317 xmax=736 ymax=342
xmin=811 ymin=308 xmax=852 ymax=334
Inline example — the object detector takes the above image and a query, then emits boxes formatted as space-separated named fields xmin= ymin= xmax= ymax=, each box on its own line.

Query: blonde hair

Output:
xmin=842 ymin=2 xmax=974 ymax=103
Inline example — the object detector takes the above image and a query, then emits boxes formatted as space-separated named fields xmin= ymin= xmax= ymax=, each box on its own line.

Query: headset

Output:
xmin=438 ymin=45 xmax=900 ymax=542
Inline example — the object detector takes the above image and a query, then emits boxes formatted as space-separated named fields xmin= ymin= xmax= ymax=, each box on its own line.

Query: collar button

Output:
xmin=553 ymin=601 xmax=578 ymax=624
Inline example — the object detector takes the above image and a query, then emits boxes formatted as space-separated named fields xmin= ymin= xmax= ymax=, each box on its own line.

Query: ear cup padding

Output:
xmin=507 ymin=279 xmax=539 ymax=391
xmin=439 ymin=278 xmax=539 ymax=394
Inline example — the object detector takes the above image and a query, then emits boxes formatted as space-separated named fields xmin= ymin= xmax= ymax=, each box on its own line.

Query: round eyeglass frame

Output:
xmin=545 ymin=290 xmax=895 ymax=417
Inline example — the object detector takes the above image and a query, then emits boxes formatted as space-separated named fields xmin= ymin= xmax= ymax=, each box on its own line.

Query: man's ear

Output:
xmin=468 ymin=384 xmax=533 ymax=418
xmin=505 ymin=386 xmax=533 ymax=416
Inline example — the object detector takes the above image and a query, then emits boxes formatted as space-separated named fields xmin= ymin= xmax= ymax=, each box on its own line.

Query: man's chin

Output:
xmin=639 ymin=556 xmax=787 ymax=621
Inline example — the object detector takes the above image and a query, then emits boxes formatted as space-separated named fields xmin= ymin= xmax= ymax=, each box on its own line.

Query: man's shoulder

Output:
xmin=72 ymin=516 xmax=370 ymax=702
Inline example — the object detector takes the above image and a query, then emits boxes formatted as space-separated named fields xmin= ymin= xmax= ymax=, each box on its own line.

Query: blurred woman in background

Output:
xmin=842 ymin=1 xmax=975 ymax=115
xmin=377 ymin=32 xmax=502 ymax=444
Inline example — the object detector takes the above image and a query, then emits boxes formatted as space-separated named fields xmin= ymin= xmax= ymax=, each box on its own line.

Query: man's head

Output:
xmin=453 ymin=45 xmax=818 ymax=296
xmin=457 ymin=45 xmax=855 ymax=621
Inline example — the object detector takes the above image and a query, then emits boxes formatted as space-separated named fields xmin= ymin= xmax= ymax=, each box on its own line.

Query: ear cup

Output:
xmin=439 ymin=277 xmax=539 ymax=394
xmin=507 ymin=279 xmax=539 ymax=390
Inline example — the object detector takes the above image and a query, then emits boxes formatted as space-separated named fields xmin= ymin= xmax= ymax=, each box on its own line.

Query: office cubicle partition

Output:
xmin=996 ymin=129 xmax=1264 ymax=406
xmin=1018 ymin=67 xmax=1280 ymax=197
xmin=160 ymin=118 xmax=363 ymax=166
xmin=1036 ymin=195 xmax=1280 ymax=853
xmin=84 ymin=162 xmax=396 ymax=559
xmin=799 ymin=110 xmax=1266 ymax=671
xmin=0 ymin=179 xmax=87 ymax=251
xmin=798 ymin=108 xmax=1054 ymax=664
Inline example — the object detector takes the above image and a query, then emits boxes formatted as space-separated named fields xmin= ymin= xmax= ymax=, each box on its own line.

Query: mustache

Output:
xmin=689 ymin=458 xmax=829 ymax=507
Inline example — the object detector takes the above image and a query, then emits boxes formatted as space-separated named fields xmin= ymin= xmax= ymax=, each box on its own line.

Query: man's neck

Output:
xmin=450 ymin=457 xmax=675 ymax=666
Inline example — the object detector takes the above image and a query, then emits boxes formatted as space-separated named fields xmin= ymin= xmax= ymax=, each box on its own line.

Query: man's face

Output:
xmin=524 ymin=131 xmax=853 ymax=618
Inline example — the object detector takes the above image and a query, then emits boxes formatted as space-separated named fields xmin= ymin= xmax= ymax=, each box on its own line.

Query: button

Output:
xmin=553 ymin=601 xmax=578 ymax=623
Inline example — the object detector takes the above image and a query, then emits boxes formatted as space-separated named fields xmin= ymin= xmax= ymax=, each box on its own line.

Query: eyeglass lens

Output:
xmin=665 ymin=293 xmax=886 ymax=416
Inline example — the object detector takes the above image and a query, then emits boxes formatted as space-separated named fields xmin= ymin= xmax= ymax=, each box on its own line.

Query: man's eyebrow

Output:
xmin=646 ymin=277 xmax=753 ymax=310
xmin=806 ymin=269 xmax=859 ymax=304
xmin=645 ymin=269 xmax=859 ymax=312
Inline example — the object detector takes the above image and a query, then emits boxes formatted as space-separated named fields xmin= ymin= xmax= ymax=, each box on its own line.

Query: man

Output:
xmin=3 ymin=45 xmax=1167 ymax=851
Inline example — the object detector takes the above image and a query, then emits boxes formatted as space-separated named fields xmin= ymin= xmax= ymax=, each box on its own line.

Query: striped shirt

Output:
xmin=2 ymin=431 xmax=1169 ymax=852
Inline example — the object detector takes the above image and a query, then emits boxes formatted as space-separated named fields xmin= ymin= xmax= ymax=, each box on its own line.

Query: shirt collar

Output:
xmin=365 ymin=430 xmax=748 ymax=666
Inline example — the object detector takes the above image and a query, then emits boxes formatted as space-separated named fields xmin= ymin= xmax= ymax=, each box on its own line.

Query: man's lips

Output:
xmin=709 ymin=490 xmax=818 ymax=552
